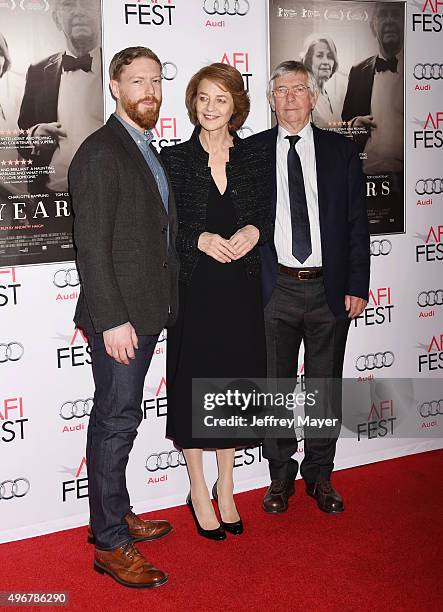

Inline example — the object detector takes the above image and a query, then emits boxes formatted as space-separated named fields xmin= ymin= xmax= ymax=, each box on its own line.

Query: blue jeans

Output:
xmin=86 ymin=332 xmax=159 ymax=550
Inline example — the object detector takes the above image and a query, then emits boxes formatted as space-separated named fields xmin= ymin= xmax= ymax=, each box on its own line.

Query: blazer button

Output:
xmin=163 ymin=261 xmax=168 ymax=269
xmin=231 ymin=188 xmax=237 ymax=196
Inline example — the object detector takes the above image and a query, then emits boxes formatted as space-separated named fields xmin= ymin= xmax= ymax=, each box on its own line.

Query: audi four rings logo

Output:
xmin=145 ymin=450 xmax=186 ymax=472
xmin=413 ymin=63 xmax=443 ymax=80
xmin=59 ymin=399 xmax=93 ymax=420
xmin=418 ymin=400 xmax=443 ymax=418
xmin=53 ymin=268 xmax=80 ymax=288
xmin=203 ymin=0 xmax=250 ymax=16
xmin=417 ymin=290 xmax=443 ymax=307
xmin=370 ymin=239 xmax=392 ymax=256
xmin=0 ymin=342 xmax=24 ymax=363
xmin=415 ymin=179 xmax=443 ymax=195
xmin=355 ymin=351 xmax=395 ymax=371
xmin=162 ymin=62 xmax=177 ymax=81
xmin=0 ymin=478 xmax=30 ymax=500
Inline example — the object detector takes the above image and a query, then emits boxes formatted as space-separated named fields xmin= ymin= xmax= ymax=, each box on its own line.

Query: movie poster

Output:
xmin=0 ymin=0 xmax=104 ymax=266
xmin=269 ymin=0 xmax=405 ymax=235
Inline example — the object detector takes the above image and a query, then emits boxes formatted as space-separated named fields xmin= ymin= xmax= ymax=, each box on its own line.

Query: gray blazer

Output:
xmin=69 ymin=114 xmax=179 ymax=336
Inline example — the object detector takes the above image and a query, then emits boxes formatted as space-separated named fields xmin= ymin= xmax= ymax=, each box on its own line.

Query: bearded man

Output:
xmin=68 ymin=47 xmax=179 ymax=589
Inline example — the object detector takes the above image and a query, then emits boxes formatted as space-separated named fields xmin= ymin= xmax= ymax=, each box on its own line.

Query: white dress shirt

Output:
xmin=275 ymin=122 xmax=322 ymax=267
xmin=363 ymin=52 xmax=403 ymax=174
xmin=48 ymin=47 xmax=103 ymax=191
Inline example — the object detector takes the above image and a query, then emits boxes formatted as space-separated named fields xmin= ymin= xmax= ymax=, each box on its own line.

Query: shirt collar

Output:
xmin=277 ymin=121 xmax=313 ymax=144
xmin=114 ymin=112 xmax=154 ymax=147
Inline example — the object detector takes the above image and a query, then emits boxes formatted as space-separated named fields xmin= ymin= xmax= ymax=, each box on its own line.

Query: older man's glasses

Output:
xmin=273 ymin=85 xmax=310 ymax=98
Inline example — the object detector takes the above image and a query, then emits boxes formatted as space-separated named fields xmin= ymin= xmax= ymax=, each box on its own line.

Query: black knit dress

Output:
xmin=166 ymin=176 xmax=266 ymax=449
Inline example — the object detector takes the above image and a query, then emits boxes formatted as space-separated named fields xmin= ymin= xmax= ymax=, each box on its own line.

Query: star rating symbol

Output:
xmin=1 ymin=161 xmax=6 ymax=166
xmin=20 ymin=159 xmax=27 ymax=166
xmin=27 ymin=159 xmax=33 ymax=165
xmin=8 ymin=160 xmax=13 ymax=165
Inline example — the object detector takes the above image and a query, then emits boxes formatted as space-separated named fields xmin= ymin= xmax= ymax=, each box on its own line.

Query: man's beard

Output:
xmin=121 ymin=95 xmax=161 ymax=130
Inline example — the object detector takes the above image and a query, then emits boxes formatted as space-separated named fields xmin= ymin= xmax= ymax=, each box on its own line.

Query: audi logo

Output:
xmin=413 ymin=63 xmax=443 ymax=80
xmin=417 ymin=290 xmax=443 ymax=308
xmin=0 ymin=342 xmax=24 ymax=363
xmin=162 ymin=62 xmax=178 ymax=81
xmin=418 ymin=400 xmax=443 ymax=418
xmin=355 ymin=351 xmax=395 ymax=371
xmin=415 ymin=178 xmax=443 ymax=196
xmin=370 ymin=239 xmax=392 ymax=256
xmin=0 ymin=478 xmax=30 ymax=500
xmin=203 ymin=0 xmax=250 ymax=16
xmin=59 ymin=399 xmax=93 ymax=420
xmin=53 ymin=267 xmax=80 ymax=288
xmin=145 ymin=450 xmax=186 ymax=472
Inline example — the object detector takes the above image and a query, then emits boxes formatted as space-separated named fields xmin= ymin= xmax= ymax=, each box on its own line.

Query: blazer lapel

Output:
xmin=268 ymin=126 xmax=278 ymax=219
xmin=312 ymin=124 xmax=329 ymax=231
xmin=108 ymin=115 xmax=167 ymax=218
xmin=43 ymin=54 xmax=62 ymax=123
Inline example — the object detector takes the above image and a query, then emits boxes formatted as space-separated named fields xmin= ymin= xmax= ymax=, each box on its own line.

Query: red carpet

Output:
xmin=1 ymin=450 xmax=442 ymax=612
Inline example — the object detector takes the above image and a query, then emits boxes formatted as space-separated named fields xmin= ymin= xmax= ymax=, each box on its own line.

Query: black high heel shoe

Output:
xmin=212 ymin=482 xmax=244 ymax=535
xmin=186 ymin=493 xmax=226 ymax=541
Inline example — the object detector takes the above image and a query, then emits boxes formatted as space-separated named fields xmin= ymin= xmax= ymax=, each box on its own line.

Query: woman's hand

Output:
xmin=228 ymin=225 xmax=260 ymax=259
xmin=198 ymin=232 xmax=238 ymax=263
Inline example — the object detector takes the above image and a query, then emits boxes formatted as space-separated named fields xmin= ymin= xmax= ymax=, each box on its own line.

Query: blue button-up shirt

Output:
xmin=114 ymin=113 xmax=169 ymax=211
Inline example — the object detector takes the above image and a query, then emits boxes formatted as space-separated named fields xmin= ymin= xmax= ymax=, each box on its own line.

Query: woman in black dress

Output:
xmin=160 ymin=63 xmax=270 ymax=539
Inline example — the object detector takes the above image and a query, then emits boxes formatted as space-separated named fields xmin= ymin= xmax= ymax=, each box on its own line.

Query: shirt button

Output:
xmin=162 ymin=227 xmax=167 ymax=234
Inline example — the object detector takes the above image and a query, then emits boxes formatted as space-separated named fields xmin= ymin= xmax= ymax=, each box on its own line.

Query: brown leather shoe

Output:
xmin=88 ymin=511 xmax=172 ymax=545
xmin=306 ymin=480 xmax=344 ymax=513
xmin=262 ymin=479 xmax=295 ymax=514
xmin=94 ymin=541 xmax=168 ymax=589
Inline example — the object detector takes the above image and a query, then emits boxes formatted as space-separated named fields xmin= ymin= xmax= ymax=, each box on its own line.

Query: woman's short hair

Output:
xmin=302 ymin=35 xmax=339 ymax=78
xmin=185 ymin=63 xmax=250 ymax=133
xmin=0 ymin=33 xmax=11 ymax=78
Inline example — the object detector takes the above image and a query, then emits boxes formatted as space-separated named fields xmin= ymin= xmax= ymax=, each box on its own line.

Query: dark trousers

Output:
xmin=86 ymin=332 xmax=159 ymax=550
xmin=263 ymin=272 xmax=350 ymax=483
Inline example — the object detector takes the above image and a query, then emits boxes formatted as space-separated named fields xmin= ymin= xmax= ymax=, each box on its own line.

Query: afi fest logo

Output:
xmin=417 ymin=333 xmax=443 ymax=372
xmin=124 ymin=0 xmax=176 ymax=26
xmin=221 ymin=52 xmax=252 ymax=92
xmin=61 ymin=456 xmax=88 ymax=502
xmin=143 ymin=376 xmax=167 ymax=419
xmin=411 ymin=0 xmax=443 ymax=32
xmin=357 ymin=400 xmax=396 ymax=441
xmin=415 ymin=225 xmax=443 ymax=262
xmin=353 ymin=287 xmax=393 ymax=327
xmin=56 ymin=327 xmax=91 ymax=369
xmin=152 ymin=117 xmax=181 ymax=149
xmin=413 ymin=112 xmax=443 ymax=148
xmin=0 ymin=396 xmax=28 ymax=444
xmin=0 ymin=268 xmax=21 ymax=308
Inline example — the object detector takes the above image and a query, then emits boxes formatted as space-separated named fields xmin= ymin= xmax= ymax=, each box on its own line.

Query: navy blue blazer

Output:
xmin=248 ymin=124 xmax=370 ymax=316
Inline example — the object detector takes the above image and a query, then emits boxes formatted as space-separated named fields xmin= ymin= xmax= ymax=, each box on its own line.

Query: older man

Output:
xmin=249 ymin=61 xmax=370 ymax=515
xmin=18 ymin=0 xmax=103 ymax=193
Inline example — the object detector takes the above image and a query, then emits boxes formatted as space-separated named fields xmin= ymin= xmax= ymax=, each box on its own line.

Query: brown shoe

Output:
xmin=262 ymin=479 xmax=295 ymax=514
xmin=306 ymin=480 xmax=344 ymax=514
xmin=88 ymin=511 xmax=172 ymax=545
xmin=94 ymin=541 xmax=168 ymax=589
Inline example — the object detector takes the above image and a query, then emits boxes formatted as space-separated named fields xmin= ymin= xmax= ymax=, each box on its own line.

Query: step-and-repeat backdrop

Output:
xmin=1 ymin=0 xmax=442 ymax=543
